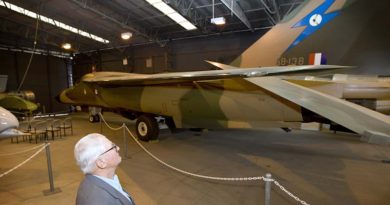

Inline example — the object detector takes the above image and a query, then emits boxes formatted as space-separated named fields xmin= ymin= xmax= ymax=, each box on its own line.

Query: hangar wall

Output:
xmin=72 ymin=30 xmax=265 ymax=81
xmin=73 ymin=0 xmax=390 ymax=80
xmin=282 ymin=0 xmax=390 ymax=75
xmin=0 ymin=50 xmax=70 ymax=113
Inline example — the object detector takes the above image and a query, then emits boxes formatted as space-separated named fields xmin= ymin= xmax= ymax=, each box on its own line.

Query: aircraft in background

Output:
xmin=58 ymin=0 xmax=390 ymax=144
xmin=0 ymin=75 xmax=38 ymax=115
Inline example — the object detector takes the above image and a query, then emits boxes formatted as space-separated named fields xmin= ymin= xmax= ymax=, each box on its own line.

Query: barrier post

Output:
xmin=100 ymin=113 xmax=103 ymax=134
xmin=123 ymin=123 xmax=128 ymax=158
xmin=264 ymin=173 xmax=272 ymax=205
xmin=43 ymin=142 xmax=61 ymax=195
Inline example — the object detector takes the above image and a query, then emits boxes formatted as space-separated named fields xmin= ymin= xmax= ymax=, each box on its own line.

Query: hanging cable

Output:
xmin=17 ymin=4 xmax=40 ymax=92
xmin=212 ymin=0 xmax=215 ymax=19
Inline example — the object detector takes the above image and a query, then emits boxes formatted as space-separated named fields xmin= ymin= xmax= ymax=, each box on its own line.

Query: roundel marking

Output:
xmin=309 ymin=14 xmax=322 ymax=26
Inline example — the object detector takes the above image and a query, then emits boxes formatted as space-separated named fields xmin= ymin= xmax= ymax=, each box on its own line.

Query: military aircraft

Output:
xmin=0 ymin=75 xmax=38 ymax=114
xmin=58 ymin=0 xmax=390 ymax=144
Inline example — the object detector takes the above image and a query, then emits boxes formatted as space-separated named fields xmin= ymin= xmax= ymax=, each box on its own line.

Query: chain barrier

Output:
xmin=0 ymin=144 xmax=46 ymax=157
xmin=99 ymin=113 xmax=311 ymax=204
xmin=273 ymin=180 xmax=310 ymax=205
xmin=0 ymin=143 xmax=48 ymax=178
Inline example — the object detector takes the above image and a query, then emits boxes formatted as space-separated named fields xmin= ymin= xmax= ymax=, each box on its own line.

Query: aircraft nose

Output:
xmin=0 ymin=107 xmax=19 ymax=132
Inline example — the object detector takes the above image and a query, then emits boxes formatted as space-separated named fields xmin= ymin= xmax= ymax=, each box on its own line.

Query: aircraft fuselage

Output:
xmin=60 ymin=79 xmax=303 ymax=129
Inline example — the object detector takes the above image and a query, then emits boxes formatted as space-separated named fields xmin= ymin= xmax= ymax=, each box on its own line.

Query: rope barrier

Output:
xmin=124 ymin=126 xmax=263 ymax=181
xmin=99 ymin=113 xmax=125 ymax=131
xmin=99 ymin=113 xmax=264 ymax=181
xmin=99 ymin=113 xmax=311 ymax=204
xmin=0 ymin=143 xmax=48 ymax=178
xmin=0 ymin=144 xmax=46 ymax=157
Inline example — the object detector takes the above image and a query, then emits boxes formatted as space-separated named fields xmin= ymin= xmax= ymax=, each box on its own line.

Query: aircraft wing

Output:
xmin=82 ymin=63 xmax=349 ymax=86
xmin=246 ymin=77 xmax=390 ymax=145
xmin=0 ymin=129 xmax=29 ymax=139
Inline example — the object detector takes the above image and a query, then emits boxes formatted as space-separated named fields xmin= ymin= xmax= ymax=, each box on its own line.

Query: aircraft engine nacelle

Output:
xmin=347 ymin=99 xmax=390 ymax=115
xmin=9 ymin=90 xmax=36 ymax=102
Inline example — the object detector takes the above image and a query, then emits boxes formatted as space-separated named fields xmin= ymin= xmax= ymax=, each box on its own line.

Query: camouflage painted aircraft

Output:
xmin=59 ymin=0 xmax=390 ymax=144
xmin=0 ymin=93 xmax=38 ymax=113
xmin=0 ymin=75 xmax=38 ymax=114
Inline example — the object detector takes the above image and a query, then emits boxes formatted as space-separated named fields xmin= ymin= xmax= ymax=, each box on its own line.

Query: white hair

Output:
xmin=74 ymin=133 xmax=107 ymax=174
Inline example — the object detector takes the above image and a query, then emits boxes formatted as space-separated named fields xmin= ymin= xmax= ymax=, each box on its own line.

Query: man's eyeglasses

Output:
xmin=99 ymin=144 xmax=118 ymax=156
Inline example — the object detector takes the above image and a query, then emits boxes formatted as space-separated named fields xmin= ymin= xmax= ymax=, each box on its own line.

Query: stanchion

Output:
xmin=264 ymin=173 xmax=272 ymax=205
xmin=123 ymin=123 xmax=128 ymax=158
xmin=100 ymin=113 xmax=103 ymax=134
xmin=43 ymin=142 xmax=61 ymax=196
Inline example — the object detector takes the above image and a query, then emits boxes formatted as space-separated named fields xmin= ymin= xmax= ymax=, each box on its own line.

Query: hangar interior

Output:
xmin=0 ymin=0 xmax=389 ymax=205
xmin=0 ymin=0 xmax=295 ymax=112
xmin=0 ymin=0 xmax=389 ymax=112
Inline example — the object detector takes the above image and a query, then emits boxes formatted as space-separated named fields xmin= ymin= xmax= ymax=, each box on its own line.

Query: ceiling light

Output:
xmin=146 ymin=0 xmax=162 ymax=4
xmin=167 ymin=13 xmax=187 ymax=23
xmin=145 ymin=0 xmax=196 ymax=31
xmin=179 ymin=22 xmax=197 ymax=30
xmin=210 ymin=0 xmax=225 ymax=26
xmin=62 ymin=43 xmax=71 ymax=50
xmin=153 ymin=2 xmax=176 ymax=14
xmin=0 ymin=1 xmax=109 ymax=44
xmin=211 ymin=17 xmax=226 ymax=25
xmin=121 ymin=32 xmax=132 ymax=40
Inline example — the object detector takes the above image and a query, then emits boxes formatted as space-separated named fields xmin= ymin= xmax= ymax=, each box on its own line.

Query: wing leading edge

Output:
xmin=82 ymin=63 xmax=349 ymax=86
xmin=246 ymin=77 xmax=390 ymax=145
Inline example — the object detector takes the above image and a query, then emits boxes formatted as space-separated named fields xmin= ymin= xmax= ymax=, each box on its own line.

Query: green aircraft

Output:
xmin=0 ymin=75 xmax=38 ymax=115
xmin=0 ymin=93 xmax=38 ymax=113
xmin=58 ymin=0 xmax=390 ymax=144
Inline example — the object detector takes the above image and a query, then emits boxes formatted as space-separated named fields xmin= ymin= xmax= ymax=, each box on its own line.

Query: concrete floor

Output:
xmin=0 ymin=112 xmax=389 ymax=205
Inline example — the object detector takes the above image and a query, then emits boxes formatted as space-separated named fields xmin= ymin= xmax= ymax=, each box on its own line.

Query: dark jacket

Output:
xmin=76 ymin=174 xmax=135 ymax=205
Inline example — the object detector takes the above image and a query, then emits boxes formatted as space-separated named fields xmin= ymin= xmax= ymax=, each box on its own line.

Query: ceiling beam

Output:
xmin=167 ymin=0 xmax=208 ymax=32
xmin=0 ymin=16 xmax=97 ymax=52
xmin=219 ymin=0 xmax=252 ymax=30
xmin=270 ymin=0 xmax=281 ymax=22
xmin=69 ymin=0 xmax=165 ymax=47
xmin=258 ymin=0 xmax=282 ymax=25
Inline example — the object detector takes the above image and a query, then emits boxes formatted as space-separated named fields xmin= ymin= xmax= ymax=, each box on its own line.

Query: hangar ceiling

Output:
xmin=0 ymin=0 xmax=303 ymax=54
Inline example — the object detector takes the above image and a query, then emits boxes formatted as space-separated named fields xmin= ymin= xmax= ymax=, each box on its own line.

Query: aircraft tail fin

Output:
xmin=230 ymin=0 xmax=348 ymax=68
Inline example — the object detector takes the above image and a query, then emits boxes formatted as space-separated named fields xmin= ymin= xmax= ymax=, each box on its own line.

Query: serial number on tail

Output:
xmin=277 ymin=57 xmax=305 ymax=66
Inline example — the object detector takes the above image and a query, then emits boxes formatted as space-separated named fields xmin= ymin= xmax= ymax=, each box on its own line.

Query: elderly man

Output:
xmin=74 ymin=133 xmax=135 ymax=205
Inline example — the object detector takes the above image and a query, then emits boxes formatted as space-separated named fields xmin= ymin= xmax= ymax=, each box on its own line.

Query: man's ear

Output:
xmin=96 ymin=157 xmax=107 ymax=169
